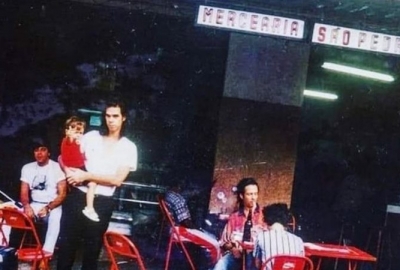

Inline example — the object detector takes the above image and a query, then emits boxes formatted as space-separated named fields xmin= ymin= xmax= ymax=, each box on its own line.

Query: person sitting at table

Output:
xmin=213 ymin=177 xmax=265 ymax=270
xmin=253 ymin=203 xmax=304 ymax=270
xmin=164 ymin=176 xmax=220 ymax=269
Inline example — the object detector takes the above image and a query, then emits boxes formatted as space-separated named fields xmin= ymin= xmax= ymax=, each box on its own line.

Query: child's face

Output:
xmin=69 ymin=121 xmax=85 ymax=134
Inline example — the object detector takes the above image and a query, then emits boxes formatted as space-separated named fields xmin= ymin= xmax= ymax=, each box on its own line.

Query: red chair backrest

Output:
xmin=157 ymin=195 xmax=185 ymax=242
xmin=103 ymin=231 xmax=146 ymax=270
xmin=156 ymin=194 xmax=197 ymax=270
xmin=0 ymin=207 xmax=51 ymax=270
xmin=0 ymin=208 xmax=42 ymax=248
xmin=158 ymin=197 xmax=174 ymax=225
xmin=0 ymin=208 xmax=33 ymax=229
xmin=261 ymin=255 xmax=314 ymax=270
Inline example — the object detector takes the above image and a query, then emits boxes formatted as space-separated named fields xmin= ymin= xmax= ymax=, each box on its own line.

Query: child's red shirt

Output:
xmin=61 ymin=137 xmax=85 ymax=168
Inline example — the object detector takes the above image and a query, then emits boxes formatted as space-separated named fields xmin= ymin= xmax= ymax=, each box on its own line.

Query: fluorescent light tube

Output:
xmin=304 ymin=89 xmax=338 ymax=100
xmin=77 ymin=108 xmax=102 ymax=115
xmin=322 ymin=62 xmax=394 ymax=82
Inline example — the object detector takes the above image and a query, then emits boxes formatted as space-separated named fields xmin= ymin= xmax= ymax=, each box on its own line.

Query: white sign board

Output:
xmin=312 ymin=23 xmax=400 ymax=55
xmin=196 ymin=5 xmax=304 ymax=39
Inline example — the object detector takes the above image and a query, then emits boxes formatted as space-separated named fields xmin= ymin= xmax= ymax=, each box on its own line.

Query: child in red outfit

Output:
xmin=60 ymin=116 xmax=99 ymax=222
xmin=61 ymin=117 xmax=85 ymax=169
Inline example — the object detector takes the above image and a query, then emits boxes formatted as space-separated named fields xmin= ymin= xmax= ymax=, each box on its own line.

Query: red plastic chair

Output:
xmin=261 ymin=255 xmax=314 ymax=270
xmin=0 ymin=208 xmax=52 ymax=270
xmin=157 ymin=195 xmax=196 ymax=270
xmin=103 ymin=231 xmax=146 ymax=270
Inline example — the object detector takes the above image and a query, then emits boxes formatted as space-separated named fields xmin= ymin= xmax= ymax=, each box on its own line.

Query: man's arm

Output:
xmin=48 ymin=180 xmax=67 ymax=210
xmin=67 ymin=166 xmax=131 ymax=187
xmin=37 ymin=180 xmax=67 ymax=218
xmin=219 ymin=216 xmax=243 ymax=258
xmin=20 ymin=182 xmax=34 ymax=218
xmin=20 ymin=182 xmax=30 ymax=207
xmin=220 ymin=218 xmax=234 ymax=247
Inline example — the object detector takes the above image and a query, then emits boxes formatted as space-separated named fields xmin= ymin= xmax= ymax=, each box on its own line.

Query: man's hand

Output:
xmin=64 ymin=167 xmax=73 ymax=178
xmin=66 ymin=168 xmax=88 ymax=186
xmin=231 ymin=243 xmax=243 ymax=258
xmin=222 ymin=241 xmax=234 ymax=251
xmin=23 ymin=205 xmax=35 ymax=219
xmin=37 ymin=206 xmax=49 ymax=218
xmin=222 ymin=241 xmax=242 ymax=258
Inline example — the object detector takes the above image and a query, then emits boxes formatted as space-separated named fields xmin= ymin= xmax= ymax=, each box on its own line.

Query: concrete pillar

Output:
xmin=209 ymin=33 xmax=310 ymax=214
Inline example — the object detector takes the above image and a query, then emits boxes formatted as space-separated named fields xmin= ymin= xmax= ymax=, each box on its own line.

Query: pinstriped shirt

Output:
xmin=253 ymin=223 xmax=304 ymax=270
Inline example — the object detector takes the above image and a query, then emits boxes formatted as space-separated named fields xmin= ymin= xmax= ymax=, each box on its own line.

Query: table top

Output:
xmin=304 ymin=242 xmax=376 ymax=262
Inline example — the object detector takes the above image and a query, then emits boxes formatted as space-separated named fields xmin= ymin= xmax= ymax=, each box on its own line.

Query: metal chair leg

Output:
xmin=155 ymin=217 xmax=166 ymax=258
xmin=165 ymin=237 xmax=173 ymax=270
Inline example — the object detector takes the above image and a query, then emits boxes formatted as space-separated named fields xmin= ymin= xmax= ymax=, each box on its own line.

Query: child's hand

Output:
xmin=66 ymin=127 xmax=75 ymax=139
xmin=66 ymin=127 xmax=81 ymax=140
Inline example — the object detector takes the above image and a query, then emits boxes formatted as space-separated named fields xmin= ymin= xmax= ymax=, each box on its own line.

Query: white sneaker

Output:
xmin=82 ymin=207 xmax=100 ymax=222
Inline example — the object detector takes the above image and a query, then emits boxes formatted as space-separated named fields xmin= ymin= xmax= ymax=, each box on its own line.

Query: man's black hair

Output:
xmin=236 ymin=177 xmax=259 ymax=208
xmin=262 ymin=203 xmax=291 ymax=226
xmin=99 ymin=97 xmax=129 ymax=137
xmin=31 ymin=138 xmax=50 ymax=153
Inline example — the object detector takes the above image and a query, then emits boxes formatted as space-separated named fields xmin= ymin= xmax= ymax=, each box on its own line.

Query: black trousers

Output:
xmin=56 ymin=187 xmax=114 ymax=270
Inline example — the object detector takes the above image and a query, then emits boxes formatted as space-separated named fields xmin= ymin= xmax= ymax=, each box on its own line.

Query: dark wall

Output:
xmin=291 ymin=45 xmax=400 ymax=253
xmin=0 ymin=1 xmax=229 ymax=206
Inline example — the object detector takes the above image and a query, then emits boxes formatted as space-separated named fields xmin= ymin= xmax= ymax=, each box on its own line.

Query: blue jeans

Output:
xmin=213 ymin=251 xmax=256 ymax=270
xmin=213 ymin=253 xmax=241 ymax=270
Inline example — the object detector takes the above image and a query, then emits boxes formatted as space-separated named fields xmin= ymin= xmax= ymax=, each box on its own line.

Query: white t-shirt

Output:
xmin=78 ymin=130 xmax=137 ymax=196
xmin=20 ymin=160 xmax=66 ymax=203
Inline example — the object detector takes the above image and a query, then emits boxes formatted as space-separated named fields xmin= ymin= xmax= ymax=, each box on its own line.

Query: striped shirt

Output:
xmin=164 ymin=190 xmax=191 ymax=225
xmin=253 ymin=223 xmax=304 ymax=270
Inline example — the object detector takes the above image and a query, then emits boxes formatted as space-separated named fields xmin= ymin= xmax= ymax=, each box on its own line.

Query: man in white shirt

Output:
xmin=253 ymin=203 xmax=304 ymax=270
xmin=12 ymin=141 xmax=67 ymax=255
xmin=56 ymin=98 xmax=138 ymax=270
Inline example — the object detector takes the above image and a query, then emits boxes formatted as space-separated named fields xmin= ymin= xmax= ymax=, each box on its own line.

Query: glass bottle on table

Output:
xmin=242 ymin=209 xmax=253 ymax=242
xmin=242 ymin=210 xmax=254 ymax=270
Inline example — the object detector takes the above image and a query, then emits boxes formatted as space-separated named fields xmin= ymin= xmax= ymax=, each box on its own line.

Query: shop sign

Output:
xmin=312 ymin=23 xmax=400 ymax=55
xmin=196 ymin=5 xmax=304 ymax=39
